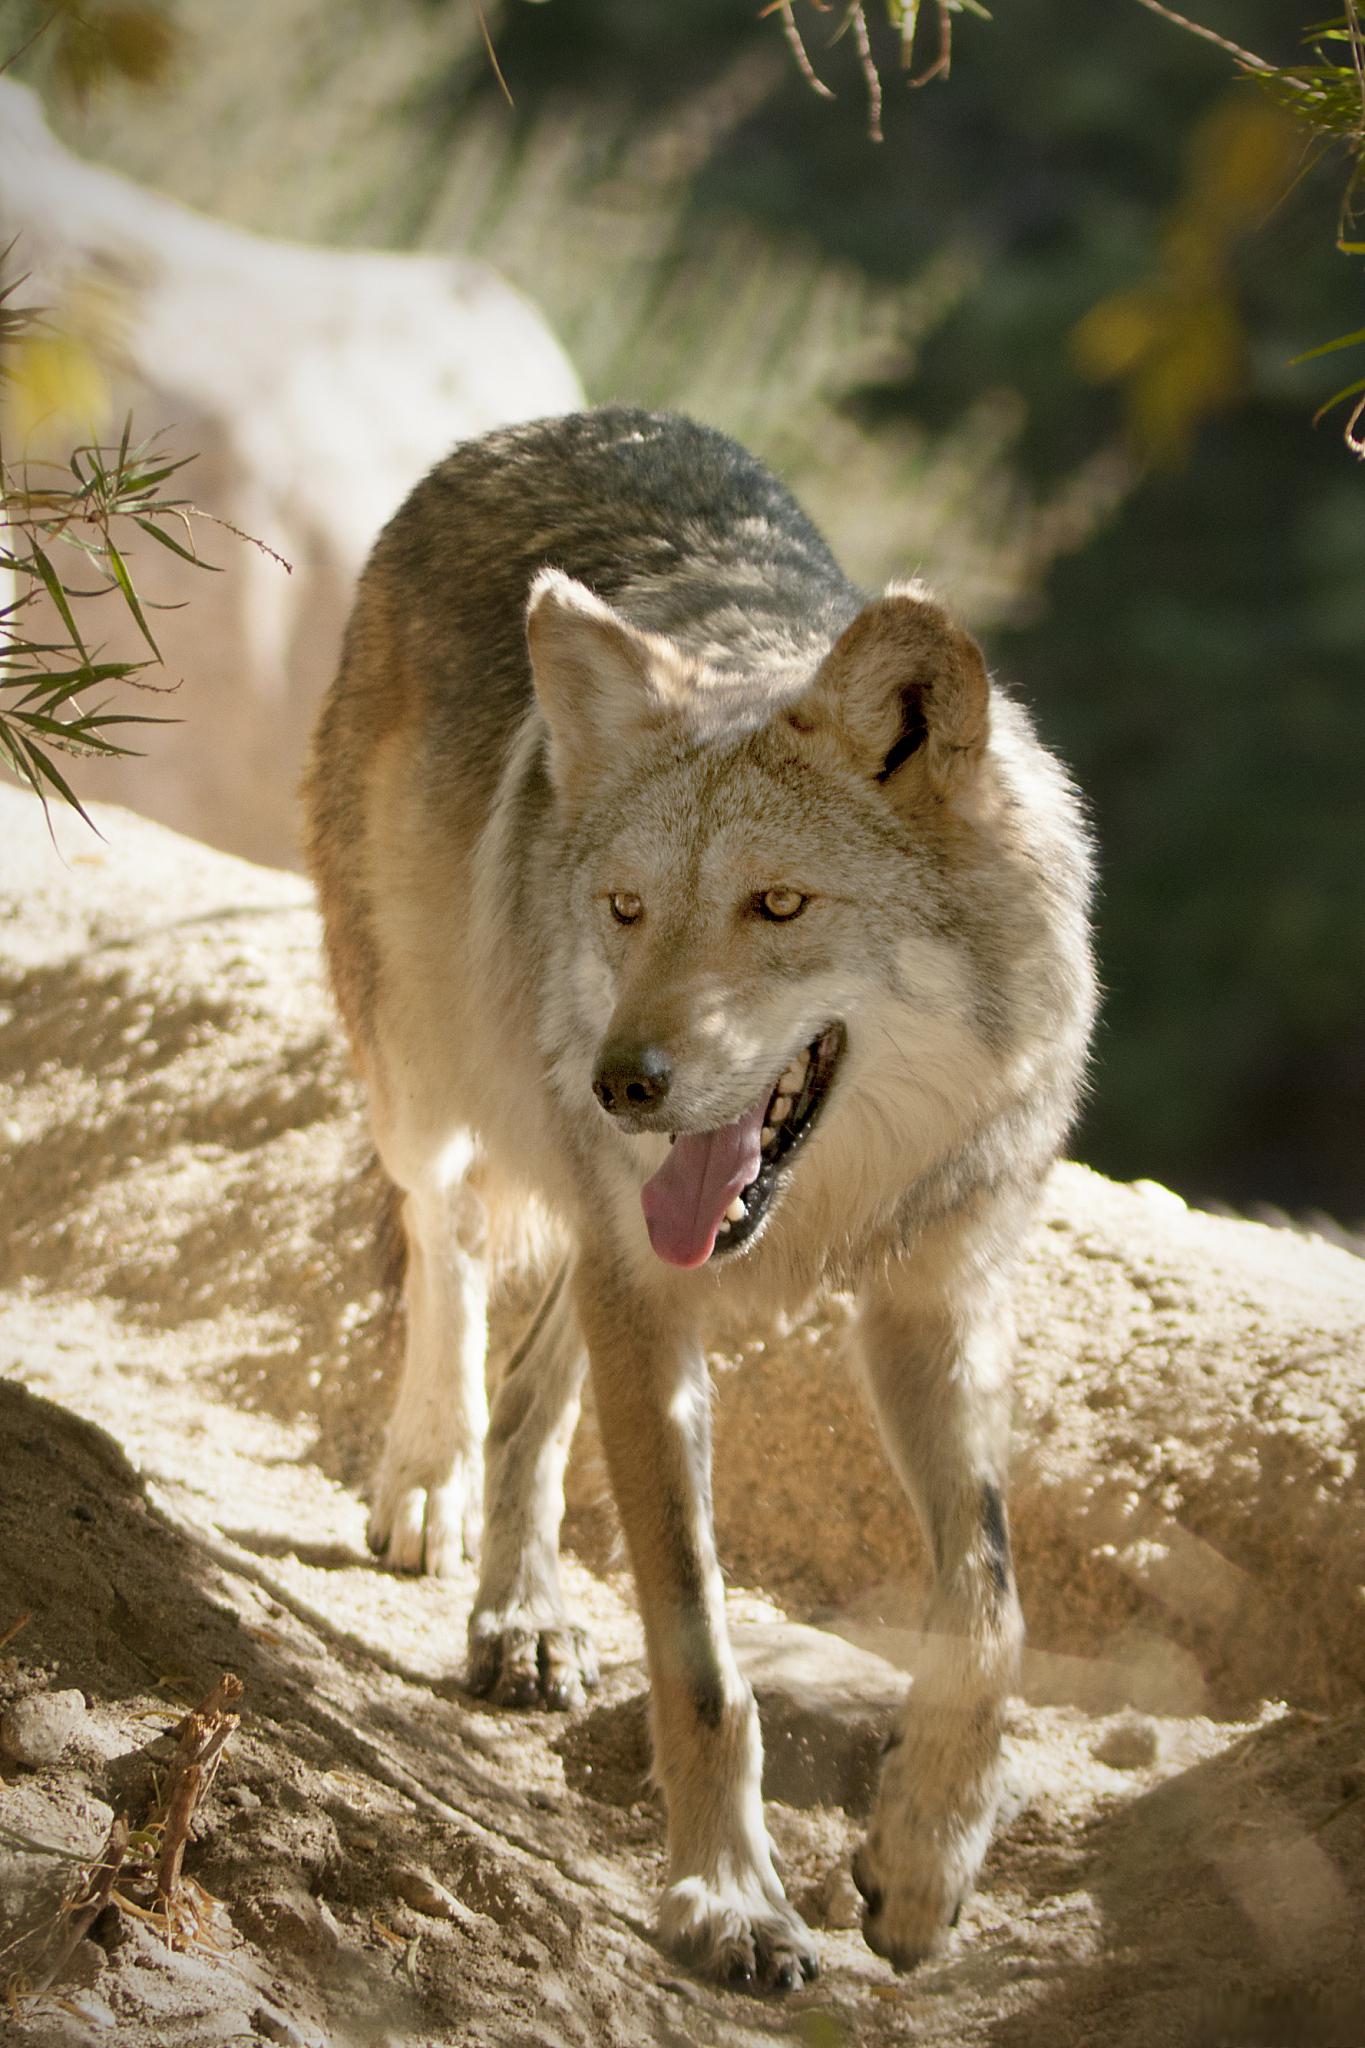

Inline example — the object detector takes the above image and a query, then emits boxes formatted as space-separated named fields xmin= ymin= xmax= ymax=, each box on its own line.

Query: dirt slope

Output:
xmin=2 ymin=786 xmax=1363 ymax=2047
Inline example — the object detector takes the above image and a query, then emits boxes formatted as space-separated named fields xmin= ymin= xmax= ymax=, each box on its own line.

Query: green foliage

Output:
xmin=1159 ymin=3 xmax=1365 ymax=452
xmin=1253 ymin=8 xmax=1365 ymax=179
xmin=0 ymin=278 xmax=220 ymax=829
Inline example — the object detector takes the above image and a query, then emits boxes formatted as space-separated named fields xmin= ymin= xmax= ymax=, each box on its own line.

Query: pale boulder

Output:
xmin=0 ymin=79 xmax=581 ymax=869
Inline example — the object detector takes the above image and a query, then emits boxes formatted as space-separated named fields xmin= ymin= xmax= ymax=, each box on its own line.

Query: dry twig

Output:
xmin=0 ymin=1611 xmax=33 ymax=1652
xmin=152 ymin=1672 xmax=243 ymax=1905
xmin=21 ymin=1816 xmax=129 ymax=1999
xmin=771 ymin=2 xmax=836 ymax=100
xmin=2 ymin=1673 xmax=244 ymax=2013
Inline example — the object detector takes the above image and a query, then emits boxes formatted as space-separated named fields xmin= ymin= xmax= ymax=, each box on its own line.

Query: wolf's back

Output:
xmin=367 ymin=406 xmax=860 ymax=705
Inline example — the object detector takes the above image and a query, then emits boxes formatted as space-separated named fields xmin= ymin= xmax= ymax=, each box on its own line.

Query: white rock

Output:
xmin=1092 ymin=1715 xmax=1161 ymax=1771
xmin=393 ymin=1863 xmax=479 ymax=1927
xmin=735 ymin=1621 xmax=907 ymax=1816
xmin=0 ymin=79 xmax=582 ymax=873
xmin=0 ymin=1687 xmax=88 ymax=1767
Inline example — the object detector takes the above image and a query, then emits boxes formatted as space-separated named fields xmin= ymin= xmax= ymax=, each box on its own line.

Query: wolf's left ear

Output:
xmin=526 ymin=568 xmax=700 ymax=807
xmin=798 ymin=584 xmax=990 ymax=802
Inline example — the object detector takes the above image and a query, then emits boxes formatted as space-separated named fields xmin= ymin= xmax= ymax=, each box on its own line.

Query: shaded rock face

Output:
xmin=1 ymin=787 xmax=1363 ymax=2048
xmin=0 ymin=79 xmax=582 ymax=872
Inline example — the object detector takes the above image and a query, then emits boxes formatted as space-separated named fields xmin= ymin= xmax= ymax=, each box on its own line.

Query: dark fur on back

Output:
xmin=371 ymin=407 xmax=863 ymax=800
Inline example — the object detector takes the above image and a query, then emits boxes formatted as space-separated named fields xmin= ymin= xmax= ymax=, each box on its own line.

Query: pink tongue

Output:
xmin=640 ymin=1100 xmax=766 ymax=1268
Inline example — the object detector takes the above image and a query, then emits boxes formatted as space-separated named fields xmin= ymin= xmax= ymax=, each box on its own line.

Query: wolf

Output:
xmin=303 ymin=406 xmax=1095 ymax=1991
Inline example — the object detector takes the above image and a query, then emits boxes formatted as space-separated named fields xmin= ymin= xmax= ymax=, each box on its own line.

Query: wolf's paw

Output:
xmin=366 ymin=1450 xmax=482 ymax=1576
xmin=855 ymin=1769 xmax=994 ymax=1957
xmin=849 ymin=1702 xmax=1004 ymax=1968
xmin=850 ymin=1831 xmax=970 ymax=1968
xmin=465 ymin=1610 xmax=598 ymax=1710
xmin=659 ymin=1876 xmax=819 ymax=1995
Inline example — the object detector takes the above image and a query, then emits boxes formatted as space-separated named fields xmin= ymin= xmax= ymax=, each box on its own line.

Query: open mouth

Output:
xmin=639 ymin=1022 xmax=846 ymax=1269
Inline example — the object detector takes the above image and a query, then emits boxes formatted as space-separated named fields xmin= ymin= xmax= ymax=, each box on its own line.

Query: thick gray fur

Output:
xmin=305 ymin=405 xmax=1097 ymax=1992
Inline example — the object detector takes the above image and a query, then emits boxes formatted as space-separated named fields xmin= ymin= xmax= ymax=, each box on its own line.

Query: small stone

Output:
xmin=253 ymin=2006 xmax=316 ymax=2047
xmin=53 ymin=1992 xmax=116 ymax=2029
xmin=1093 ymin=1715 xmax=1160 ymax=1770
xmin=63 ymin=1938 xmax=107 ymax=1987
xmin=735 ymin=1622 xmax=908 ymax=1816
xmin=818 ymin=1864 xmax=864 ymax=1931
xmin=393 ymin=1863 xmax=477 ymax=1927
xmin=240 ymin=1885 xmax=340 ymax=1963
xmin=0 ymin=1687 xmax=88 ymax=1766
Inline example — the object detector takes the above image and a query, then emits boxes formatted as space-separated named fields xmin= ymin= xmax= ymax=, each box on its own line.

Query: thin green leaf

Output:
xmin=0 ymin=726 xmax=57 ymax=833
xmin=1313 ymin=374 xmax=1365 ymax=420
xmin=28 ymin=543 xmax=89 ymax=659
xmin=118 ymin=459 xmax=193 ymax=497
xmin=11 ymin=660 xmax=141 ymax=689
xmin=1289 ymin=325 xmax=1365 ymax=365
xmin=0 ymin=722 xmax=35 ymax=786
xmin=10 ymin=664 xmax=144 ymax=710
xmin=11 ymin=730 xmax=99 ymax=831
xmin=9 ymin=713 xmax=141 ymax=758
xmin=103 ymin=535 xmax=161 ymax=659
xmin=0 ymin=636 xmax=93 ymax=661
xmin=112 ymin=414 xmax=133 ymax=489
xmin=132 ymin=515 xmax=219 ymax=569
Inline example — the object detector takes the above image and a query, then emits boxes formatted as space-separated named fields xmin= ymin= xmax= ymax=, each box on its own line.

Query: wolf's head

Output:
xmin=526 ymin=568 xmax=1092 ymax=1276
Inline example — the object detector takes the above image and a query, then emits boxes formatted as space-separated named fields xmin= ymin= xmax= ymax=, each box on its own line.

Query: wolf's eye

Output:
xmin=757 ymin=888 xmax=808 ymax=923
xmin=608 ymin=891 xmax=643 ymax=925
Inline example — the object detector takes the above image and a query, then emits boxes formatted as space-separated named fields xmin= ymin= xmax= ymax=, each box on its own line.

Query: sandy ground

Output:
xmin=2 ymin=785 xmax=1363 ymax=2048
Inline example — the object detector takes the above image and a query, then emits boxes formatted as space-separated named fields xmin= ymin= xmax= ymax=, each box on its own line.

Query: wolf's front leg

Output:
xmin=366 ymin=1174 xmax=489 ymax=1576
xmin=576 ymin=1257 xmax=817 ymax=1993
xmin=852 ymin=1210 xmax=1026 ymax=1968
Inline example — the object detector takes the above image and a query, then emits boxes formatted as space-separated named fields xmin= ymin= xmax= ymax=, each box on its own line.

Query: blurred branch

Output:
xmin=1132 ymin=3 xmax=1365 ymax=457
xmin=774 ymin=0 xmax=1365 ymax=458
xmin=769 ymin=2 xmax=988 ymax=141
xmin=1129 ymin=0 xmax=1274 ymax=77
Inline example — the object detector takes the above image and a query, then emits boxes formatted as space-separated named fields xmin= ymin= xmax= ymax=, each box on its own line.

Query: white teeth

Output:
xmin=769 ymin=1093 xmax=792 ymax=1123
xmin=761 ymin=1127 xmax=777 ymax=1151
xmin=778 ymin=1064 xmax=803 ymax=1095
xmin=717 ymin=1219 xmax=731 ymax=1236
xmin=725 ymin=1196 xmax=747 ymax=1223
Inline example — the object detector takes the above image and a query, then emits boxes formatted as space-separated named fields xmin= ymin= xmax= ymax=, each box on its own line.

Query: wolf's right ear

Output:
xmin=797 ymin=584 xmax=990 ymax=805
xmin=526 ymin=569 xmax=699 ymax=807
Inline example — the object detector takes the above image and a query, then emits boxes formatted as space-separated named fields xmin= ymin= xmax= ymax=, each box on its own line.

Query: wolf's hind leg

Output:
xmin=466 ymin=1257 xmax=597 ymax=1710
xmin=366 ymin=1137 xmax=489 ymax=1577
xmin=851 ymin=1205 xmax=1027 ymax=1969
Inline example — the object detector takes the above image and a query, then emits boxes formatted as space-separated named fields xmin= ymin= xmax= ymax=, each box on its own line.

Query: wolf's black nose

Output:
xmin=593 ymin=1043 xmax=672 ymax=1115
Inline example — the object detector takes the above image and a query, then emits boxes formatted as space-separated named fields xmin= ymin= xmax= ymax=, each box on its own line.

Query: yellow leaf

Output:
xmin=6 ymin=331 xmax=111 ymax=442
xmin=102 ymin=7 xmax=179 ymax=88
xmin=1072 ymin=289 xmax=1164 ymax=382
xmin=1186 ymin=99 xmax=1299 ymax=234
